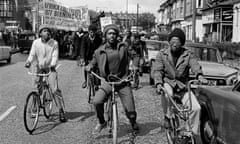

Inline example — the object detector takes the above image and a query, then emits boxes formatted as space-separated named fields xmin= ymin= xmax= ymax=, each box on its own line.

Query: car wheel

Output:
xmin=200 ymin=114 xmax=215 ymax=144
xmin=7 ymin=55 xmax=11 ymax=64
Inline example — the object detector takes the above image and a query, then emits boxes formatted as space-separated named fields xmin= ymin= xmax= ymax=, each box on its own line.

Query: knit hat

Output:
xmin=168 ymin=28 xmax=186 ymax=45
xmin=103 ymin=24 xmax=119 ymax=36
xmin=39 ymin=24 xmax=51 ymax=34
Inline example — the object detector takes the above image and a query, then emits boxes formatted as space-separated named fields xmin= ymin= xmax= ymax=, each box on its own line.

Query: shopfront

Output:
xmin=202 ymin=6 xmax=233 ymax=42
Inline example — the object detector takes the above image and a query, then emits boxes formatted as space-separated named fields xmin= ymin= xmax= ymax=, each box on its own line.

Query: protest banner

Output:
xmin=39 ymin=0 xmax=90 ymax=31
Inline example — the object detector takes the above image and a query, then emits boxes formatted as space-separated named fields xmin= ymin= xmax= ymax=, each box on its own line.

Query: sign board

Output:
xmin=39 ymin=0 xmax=90 ymax=31
xmin=222 ymin=8 xmax=233 ymax=22
xmin=214 ymin=8 xmax=221 ymax=22
xmin=100 ymin=17 xmax=112 ymax=31
xmin=202 ymin=9 xmax=214 ymax=24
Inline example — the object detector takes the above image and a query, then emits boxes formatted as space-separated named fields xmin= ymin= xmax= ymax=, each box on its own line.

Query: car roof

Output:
xmin=184 ymin=42 xmax=217 ymax=50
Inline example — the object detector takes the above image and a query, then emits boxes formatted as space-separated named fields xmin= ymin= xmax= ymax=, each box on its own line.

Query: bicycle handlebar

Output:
xmin=27 ymin=64 xmax=61 ymax=77
xmin=90 ymin=71 xmax=132 ymax=85
xmin=160 ymin=79 xmax=200 ymax=113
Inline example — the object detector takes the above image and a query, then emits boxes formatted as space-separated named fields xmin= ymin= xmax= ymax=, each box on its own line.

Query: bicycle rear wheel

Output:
xmin=43 ymin=86 xmax=53 ymax=119
xmin=112 ymin=103 xmax=118 ymax=144
xmin=23 ymin=92 xmax=40 ymax=134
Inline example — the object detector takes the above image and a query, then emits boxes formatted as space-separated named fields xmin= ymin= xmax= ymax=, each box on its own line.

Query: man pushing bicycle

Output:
xmin=152 ymin=28 xmax=207 ymax=136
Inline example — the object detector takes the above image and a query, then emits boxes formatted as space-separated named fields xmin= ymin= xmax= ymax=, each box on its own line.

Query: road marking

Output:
xmin=0 ymin=106 xmax=17 ymax=122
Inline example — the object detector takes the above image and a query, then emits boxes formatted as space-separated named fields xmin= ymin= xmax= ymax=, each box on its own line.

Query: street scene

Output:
xmin=1 ymin=0 xmax=240 ymax=144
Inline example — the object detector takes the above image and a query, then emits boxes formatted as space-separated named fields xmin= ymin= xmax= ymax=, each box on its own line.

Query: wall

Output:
xmin=232 ymin=3 xmax=240 ymax=42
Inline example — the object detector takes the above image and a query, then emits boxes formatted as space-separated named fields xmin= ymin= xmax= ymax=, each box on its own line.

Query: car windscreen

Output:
xmin=187 ymin=46 xmax=218 ymax=62
xmin=146 ymin=41 xmax=168 ymax=51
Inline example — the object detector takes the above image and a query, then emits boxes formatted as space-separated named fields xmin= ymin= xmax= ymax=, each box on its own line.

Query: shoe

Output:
xmin=131 ymin=122 xmax=140 ymax=131
xmin=93 ymin=122 xmax=107 ymax=134
xmin=59 ymin=109 xmax=67 ymax=122
xmin=82 ymin=81 xmax=87 ymax=89
xmin=164 ymin=116 xmax=170 ymax=129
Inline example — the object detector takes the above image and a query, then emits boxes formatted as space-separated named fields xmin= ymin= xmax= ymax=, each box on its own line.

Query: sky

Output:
xmin=56 ymin=0 xmax=166 ymax=17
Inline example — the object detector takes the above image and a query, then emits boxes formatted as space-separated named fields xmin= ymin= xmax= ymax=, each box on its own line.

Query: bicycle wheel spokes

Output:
xmin=23 ymin=92 xmax=40 ymax=134
xmin=43 ymin=87 xmax=53 ymax=119
xmin=112 ymin=103 xmax=118 ymax=144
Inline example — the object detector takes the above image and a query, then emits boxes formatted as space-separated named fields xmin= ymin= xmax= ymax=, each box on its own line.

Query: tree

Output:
xmin=138 ymin=13 xmax=156 ymax=31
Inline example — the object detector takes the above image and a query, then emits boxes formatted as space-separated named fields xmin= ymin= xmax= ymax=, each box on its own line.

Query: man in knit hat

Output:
xmin=25 ymin=25 xmax=67 ymax=122
xmin=86 ymin=24 xmax=139 ymax=134
xmin=152 ymin=28 xmax=207 ymax=136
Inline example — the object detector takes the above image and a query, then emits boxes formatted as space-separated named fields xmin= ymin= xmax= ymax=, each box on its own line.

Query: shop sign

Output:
xmin=202 ymin=10 xmax=214 ymax=24
xmin=214 ymin=8 xmax=221 ymax=22
xmin=222 ymin=8 xmax=233 ymax=22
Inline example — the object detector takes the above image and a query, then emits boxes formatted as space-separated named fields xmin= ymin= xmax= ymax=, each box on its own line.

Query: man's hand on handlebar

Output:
xmin=156 ymin=83 xmax=163 ymax=95
xmin=78 ymin=58 xmax=85 ymax=67
xmin=85 ymin=65 xmax=92 ymax=72
xmin=25 ymin=61 xmax=31 ymax=68
xmin=198 ymin=75 xmax=208 ymax=84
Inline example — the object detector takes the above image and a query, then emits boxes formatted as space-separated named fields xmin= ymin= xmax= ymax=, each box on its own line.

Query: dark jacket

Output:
xmin=80 ymin=34 xmax=102 ymax=61
xmin=89 ymin=42 xmax=129 ymax=79
xmin=152 ymin=47 xmax=203 ymax=90
xmin=73 ymin=31 xmax=84 ymax=57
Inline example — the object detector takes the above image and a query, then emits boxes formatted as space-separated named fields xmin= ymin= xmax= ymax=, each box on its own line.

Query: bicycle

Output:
xmin=160 ymin=80 xmax=200 ymax=144
xmin=129 ymin=60 xmax=139 ymax=89
xmin=86 ymin=71 xmax=96 ymax=104
xmin=90 ymin=71 xmax=132 ymax=144
xmin=23 ymin=65 xmax=62 ymax=134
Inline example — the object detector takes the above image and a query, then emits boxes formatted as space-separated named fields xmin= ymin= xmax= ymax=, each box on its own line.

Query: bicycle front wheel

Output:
xmin=166 ymin=116 xmax=180 ymax=144
xmin=23 ymin=92 xmax=40 ymax=134
xmin=112 ymin=103 xmax=118 ymax=144
xmin=43 ymin=86 xmax=53 ymax=119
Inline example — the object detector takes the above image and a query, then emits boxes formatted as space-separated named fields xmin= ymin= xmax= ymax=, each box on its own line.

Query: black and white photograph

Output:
xmin=1 ymin=0 xmax=240 ymax=144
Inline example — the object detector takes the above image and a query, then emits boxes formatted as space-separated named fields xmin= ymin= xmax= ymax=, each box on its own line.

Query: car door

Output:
xmin=0 ymin=39 xmax=4 ymax=60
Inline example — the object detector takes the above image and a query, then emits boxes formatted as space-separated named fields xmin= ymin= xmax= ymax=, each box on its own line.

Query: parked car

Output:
xmin=196 ymin=81 xmax=240 ymax=144
xmin=18 ymin=32 xmax=36 ymax=53
xmin=0 ymin=34 xmax=11 ymax=63
xmin=143 ymin=40 xmax=169 ymax=85
xmin=185 ymin=42 xmax=239 ymax=86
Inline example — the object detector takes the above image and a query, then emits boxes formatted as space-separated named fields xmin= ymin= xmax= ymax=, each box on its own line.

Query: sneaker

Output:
xmin=59 ymin=110 xmax=67 ymax=123
xmin=93 ymin=122 xmax=107 ymax=134
xmin=164 ymin=116 xmax=170 ymax=129
xmin=82 ymin=81 xmax=87 ymax=89
xmin=131 ymin=122 xmax=140 ymax=131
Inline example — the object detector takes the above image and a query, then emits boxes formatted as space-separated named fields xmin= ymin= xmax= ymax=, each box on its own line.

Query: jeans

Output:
xmin=162 ymin=83 xmax=201 ymax=135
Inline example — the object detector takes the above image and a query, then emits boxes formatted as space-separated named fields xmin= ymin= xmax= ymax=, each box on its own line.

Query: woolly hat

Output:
xmin=168 ymin=28 xmax=186 ymax=45
xmin=39 ymin=24 xmax=51 ymax=34
xmin=103 ymin=24 xmax=119 ymax=36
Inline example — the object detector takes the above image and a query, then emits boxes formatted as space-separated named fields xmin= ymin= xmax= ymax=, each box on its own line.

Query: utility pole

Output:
xmin=137 ymin=3 xmax=139 ymax=33
xmin=126 ymin=0 xmax=128 ymax=29
xmin=192 ymin=0 xmax=196 ymax=42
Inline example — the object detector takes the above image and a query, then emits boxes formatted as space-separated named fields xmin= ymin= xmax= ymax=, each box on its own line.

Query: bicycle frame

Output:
xmin=90 ymin=71 xmax=132 ymax=144
xmin=161 ymin=80 xmax=200 ymax=144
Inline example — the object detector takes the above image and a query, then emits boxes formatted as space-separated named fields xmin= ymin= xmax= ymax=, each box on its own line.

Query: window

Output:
xmin=0 ymin=0 xmax=15 ymax=18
